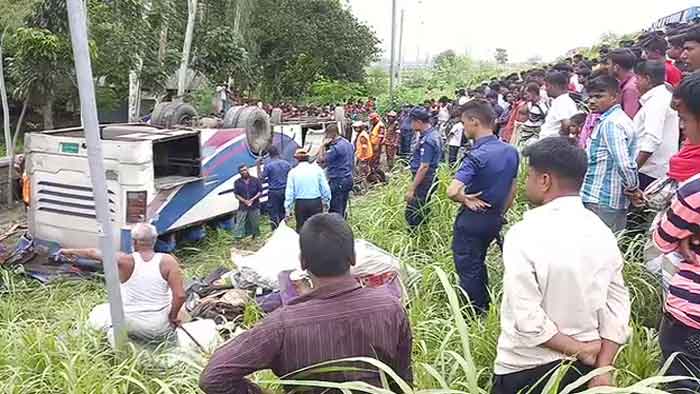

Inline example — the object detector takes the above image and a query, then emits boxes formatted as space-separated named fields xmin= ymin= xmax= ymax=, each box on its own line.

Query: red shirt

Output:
xmin=666 ymin=60 xmax=683 ymax=87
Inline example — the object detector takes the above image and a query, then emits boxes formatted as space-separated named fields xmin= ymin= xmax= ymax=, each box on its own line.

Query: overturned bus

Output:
xmin=21 ymin=105 xmax=342 ymax=254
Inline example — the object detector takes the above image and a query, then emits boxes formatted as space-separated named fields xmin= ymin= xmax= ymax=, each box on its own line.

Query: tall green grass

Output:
xmin=0 ymin=165 xmax=670 ymax=393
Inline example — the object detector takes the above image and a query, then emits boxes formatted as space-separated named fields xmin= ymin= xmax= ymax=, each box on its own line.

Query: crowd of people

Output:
xmin=60 ymin=21 xmax=700 ymax=394
xmin=199 ymin=24 xmax=700 ymax=394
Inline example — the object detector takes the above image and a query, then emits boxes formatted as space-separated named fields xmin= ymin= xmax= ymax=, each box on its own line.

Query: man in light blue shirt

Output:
xmin=581 ymin=75 xmax=639 ymax=233
xmin=285 ymin=148 xmax=332 ymax=232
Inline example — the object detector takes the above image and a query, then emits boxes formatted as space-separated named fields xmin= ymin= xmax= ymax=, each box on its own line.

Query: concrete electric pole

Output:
xmin=66 ymin=0 xmax=126 ymax=349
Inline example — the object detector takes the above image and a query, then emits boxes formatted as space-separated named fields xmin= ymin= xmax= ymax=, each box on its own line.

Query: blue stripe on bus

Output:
xmin=153 ymin=132 xmax=298 ymax=233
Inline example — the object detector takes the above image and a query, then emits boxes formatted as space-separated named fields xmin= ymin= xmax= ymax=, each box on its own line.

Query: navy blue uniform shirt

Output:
xmin=410 ymin=128 xmax=442 ymax=179
xmin=325 ymin=137 xmax=354 ymax=180
xmin=455 ymin=135 xmax=519 ymax=216
xmin=234 ymin=176 xmax=263 ymax=210
xmin=261 ymin=158 xmax=291 ymax=191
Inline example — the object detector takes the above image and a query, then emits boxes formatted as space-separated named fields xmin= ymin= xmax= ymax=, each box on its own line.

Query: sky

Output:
xmin=347 ymin=0 xmax=697 ymax=63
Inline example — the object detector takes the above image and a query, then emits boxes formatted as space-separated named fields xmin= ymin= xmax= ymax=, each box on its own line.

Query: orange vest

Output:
xmin=356 ymin=131 xmax=373 ymax=161
xmin=369 ymin=121 xmax=385 ymax=146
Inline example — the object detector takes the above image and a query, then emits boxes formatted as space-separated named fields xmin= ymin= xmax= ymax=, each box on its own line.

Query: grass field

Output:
xmin=0 ymin=166 xmax=673 ymax=393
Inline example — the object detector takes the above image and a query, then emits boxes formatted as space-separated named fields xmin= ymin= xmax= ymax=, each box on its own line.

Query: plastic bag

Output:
xmin=230 ymin=221 xmax=301 ymax=289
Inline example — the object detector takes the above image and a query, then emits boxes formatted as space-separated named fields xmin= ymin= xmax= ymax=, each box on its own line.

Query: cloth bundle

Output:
xmin=189 ymin=289 xmax=250 ymax=324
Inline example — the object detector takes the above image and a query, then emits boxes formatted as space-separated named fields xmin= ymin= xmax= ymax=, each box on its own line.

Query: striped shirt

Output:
xmin=654 ymin=174 xmax=700 ymax=330
xmin=199 ymin=277 xmax=413 ymax=394
xmin=581 ymin=105 xmax=639 ymax=210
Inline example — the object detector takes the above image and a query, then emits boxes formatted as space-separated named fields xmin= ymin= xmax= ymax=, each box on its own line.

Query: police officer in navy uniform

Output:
xmin=259 ymin=145 xmax=292 ymax=229
xmin=447 ymin=99 xmax=519 ymax=313
xmin=318 ymin=123 xmax=355 ymax=218
xmin=405 ymin=107 xmax=443 ymax=229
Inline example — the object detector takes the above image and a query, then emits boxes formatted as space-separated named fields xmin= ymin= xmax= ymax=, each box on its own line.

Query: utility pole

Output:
xmin=66 ymin=0 xmax=126 ymax=349
xmin=397 ymin=9 xmax=404 ymax=86
xmin=388 ymin=0 xmax=397 ymax=99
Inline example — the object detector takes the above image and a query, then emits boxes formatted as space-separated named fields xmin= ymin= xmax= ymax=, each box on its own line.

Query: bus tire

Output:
xmin=224 ymin=106 xmax=272 ymax=154
xmin=170 ymin=103 xmax=197 ymax=127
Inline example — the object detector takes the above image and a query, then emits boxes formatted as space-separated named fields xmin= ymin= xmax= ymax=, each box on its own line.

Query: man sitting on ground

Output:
xmin=59 ymin=223 xmax=186 ymax=342
xmin=494 ymin=137 xmax=631 ymax=393
xmin=200 ymin=213 xmax=413 ymax=394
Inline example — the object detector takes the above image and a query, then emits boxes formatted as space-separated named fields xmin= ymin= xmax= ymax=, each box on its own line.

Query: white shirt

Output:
xmin=570 ymin=74 xmax=584 ymax=93
xmin=498 ymin=94 xmax=510 ymax=111
xmin=448 ymin=122 xmax=464 ymax=147
xmin=540 ymin=93 xmax=579 ymax=138
xmin=438 ymin=106 xmax=450 ymax=123
xmin=633 ymin=84 xmax=680 ymax=180
xmin=458 ymin=96 xmax=469 ymax=105
xmin=495 ymin=196 xmax=631 ymax=375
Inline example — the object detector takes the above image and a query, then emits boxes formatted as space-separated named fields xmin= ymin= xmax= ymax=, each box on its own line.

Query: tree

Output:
xmin=248 ymin=0 xmax=380 ymax=100
xmin=191 ymin=27 xmax=247 ymax=85
xmin=0 ymin=0 xmax=37 ymax=206
xmin=8 ymin=26 xmax=75 ymax=130
xmin=6 ymin=0 xmax=78 ymax=131
xmin=433 ymin=50 xmax=456 ymax=70
xmin=177 ymin=0 xmax=197 ymax=97
xmin=87 ymin=0 xmax=169 ymax=119
xmin=495 ymin=48 xmax=508 ymax=66
xmin=306 ymin=77 xmax=366 ymax=105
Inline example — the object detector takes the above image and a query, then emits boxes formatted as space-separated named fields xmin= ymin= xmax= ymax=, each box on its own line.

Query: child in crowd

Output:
xmin=561 ymin=112 xmax=588 ymax=145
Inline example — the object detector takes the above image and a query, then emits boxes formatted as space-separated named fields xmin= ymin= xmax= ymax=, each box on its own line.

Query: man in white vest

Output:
xmin=59 ymin=223 xmax=186 ymax=342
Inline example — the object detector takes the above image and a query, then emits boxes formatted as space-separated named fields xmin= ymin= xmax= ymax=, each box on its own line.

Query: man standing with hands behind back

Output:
xmin=446 ymin=99 xmax=519 ymax=314
xmin=493 ymin=138 xmax=631 ymax=394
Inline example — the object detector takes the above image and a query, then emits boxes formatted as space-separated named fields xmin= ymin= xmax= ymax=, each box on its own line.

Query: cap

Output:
xmin=387 ymin=111 xmax=397 ymax=117
xmin=352 ymin=121 xmax=366 ymax=128
xmin=408 ymin=107 xmax=431 ymax=122
xmin=294 ymin=148 xmax=309 ymax=158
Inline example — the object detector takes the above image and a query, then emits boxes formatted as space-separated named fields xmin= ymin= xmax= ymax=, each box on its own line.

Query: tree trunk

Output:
xmin=127 ymin=56 xmax=143 ymax=122
xmin=8 ymin=97 xmax=28 ymax=205
xmin=158 ymin=25 xmax=168 ymax=65
xmin=177 ymin=0 xmax=198 ymax=97
xmin=0 ymin=32 xmax=12 ymax=206
xmin=233 ymin=0 xmax=241 ymax=35
xmin=42 ymin=97 xmax=54 ymax=130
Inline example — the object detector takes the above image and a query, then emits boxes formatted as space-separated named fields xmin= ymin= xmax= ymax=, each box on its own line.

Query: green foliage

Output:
xmin=0 ymin=165 xmax=675 ymax=393
xmin=374 ymin=53 xmax=505 ymax=113
xmin=433 ymin=50 xmax=457 ymax=70
xmin=87 ymin=0 xmax=169 ymax=98
xmin=192 ymin=27 xmax=247 ymax=85
xmin=6 ymin=26 xmax=74 ymax=102
xmin=190 ymin=84 xmax=216 ymax=115
xmin=0 ymin=0 xmax=38 ymax=33
xmin=495 ymin=48 xmax=508 ymax=65
xmin=306 ymin=78 xmax=367 ymax=106
xmin=248 ymin=0 xmax=381 ymax=100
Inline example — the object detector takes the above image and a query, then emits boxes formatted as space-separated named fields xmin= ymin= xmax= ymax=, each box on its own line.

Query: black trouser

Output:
xmin=399 ymin=132 xmax=413 ymax=158
xmin=267 ymin=189 xmax=286 ymax=229
xmin=627 ymin=172 xmax=658 ymax=234
xmin=405 ymin=176 xmax=437 ymax=229
xmin=660 ymin=314 xmax=700 ymax=392
xmin=639 ymin=172 xmax=657 ymax=191
xmin=329 ymin=176 xmax=353 ymax=219
xmin=452 ymin=211 xmax=502 ymax=313
xmin=294 ymin=198 xmax=323 ymax=233
xmin=492 ymin=360 xmax=592 ymax=394
xmin=448 ymin=145 xmax=460 ymax=167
